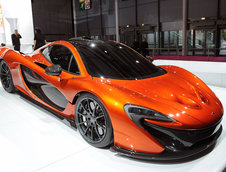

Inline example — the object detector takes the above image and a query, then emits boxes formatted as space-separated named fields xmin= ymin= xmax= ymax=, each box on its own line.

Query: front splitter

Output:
xmin=111 ymin=125 xmax=222 ymax=161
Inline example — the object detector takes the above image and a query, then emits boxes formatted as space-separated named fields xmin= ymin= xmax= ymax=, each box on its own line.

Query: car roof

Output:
xmin=68 ymin=37 xmax=110 ymax=48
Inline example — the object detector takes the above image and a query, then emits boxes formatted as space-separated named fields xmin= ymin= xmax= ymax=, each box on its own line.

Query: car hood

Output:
xmin=95 ymin=67 xmax=223 ymax=129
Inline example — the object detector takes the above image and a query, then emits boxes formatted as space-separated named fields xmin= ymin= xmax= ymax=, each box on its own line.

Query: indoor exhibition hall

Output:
xmin=0 ymin=0 xmax=226 ymax=172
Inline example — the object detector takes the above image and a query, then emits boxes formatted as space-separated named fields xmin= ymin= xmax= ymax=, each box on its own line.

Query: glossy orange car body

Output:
xmin=0 ymin=40 xmax=223 ymax=159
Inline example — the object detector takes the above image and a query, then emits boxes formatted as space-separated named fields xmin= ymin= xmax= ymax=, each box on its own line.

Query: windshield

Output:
xmin=73 ymin=41 xmax=166 ymax=80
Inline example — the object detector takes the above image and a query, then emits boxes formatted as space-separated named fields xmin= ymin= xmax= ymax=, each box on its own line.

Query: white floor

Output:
xmin=0 ymin=84 xmax=226 ymax=172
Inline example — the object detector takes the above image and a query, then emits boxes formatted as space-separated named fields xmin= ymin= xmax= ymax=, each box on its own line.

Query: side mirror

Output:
xmin=146 ymin=56 xmax=154 ymax=62
xmin=45 ymin=65 xmax=62 ymax=76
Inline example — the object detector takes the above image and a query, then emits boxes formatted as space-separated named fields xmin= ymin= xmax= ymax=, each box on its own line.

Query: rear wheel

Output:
xmin=75 ymin=93 xmax=113 ymax=148
xmin=0 ymin=60 xmax=15 ymax=93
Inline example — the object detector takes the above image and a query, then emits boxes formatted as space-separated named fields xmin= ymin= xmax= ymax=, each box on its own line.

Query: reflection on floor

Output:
xmin=0 ymin=84 xmax=226 ymax=172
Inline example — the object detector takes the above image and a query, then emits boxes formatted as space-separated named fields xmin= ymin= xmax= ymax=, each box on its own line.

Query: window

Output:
xmin=163 ymin=31 xmax=169 ymax=48
xmin=169 ymin=31 xmax=178 ymax=48
xmin=42 ymin=46 xmax=51 ymax=62
xmin=206 ymin=30 xmax=215 ymax=49
xmin=42 ymin=45 xmax=80 ymax=74
xmin=195 ymin=30 xmax=205 ymax=49
xmin=220 ymin=29 xmax=226 ymax=56
xmin=147 ymin=33 xmax=155 ymax=48
xmin=74 ymin=41 xmax=166 ymax=80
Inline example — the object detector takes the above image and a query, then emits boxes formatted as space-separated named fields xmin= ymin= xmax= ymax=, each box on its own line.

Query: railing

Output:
xmin=146 ymin=47 xmax=226 ymax=61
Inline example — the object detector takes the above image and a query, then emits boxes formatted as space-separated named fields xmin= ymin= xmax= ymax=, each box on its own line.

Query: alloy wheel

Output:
xmin=0 ymin=61 xmax=13 ymax=91
xmin=77 ymin=97 xmax=107 ymax=143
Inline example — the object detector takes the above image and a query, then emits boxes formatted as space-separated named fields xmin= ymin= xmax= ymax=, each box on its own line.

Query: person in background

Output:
xmin=131 ymin=38 xmax=140 ymax=53
xmin=11 ymin=29 xmax=22 ymax=51
xmin=140 ymin=38 xmax=149 ymax=57
xmin=33 ymin=28 xmax=47 ymax=50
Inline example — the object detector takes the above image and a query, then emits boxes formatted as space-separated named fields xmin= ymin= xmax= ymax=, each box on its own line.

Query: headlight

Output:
xmin=124 ymin=104 xmax=174 ymax=122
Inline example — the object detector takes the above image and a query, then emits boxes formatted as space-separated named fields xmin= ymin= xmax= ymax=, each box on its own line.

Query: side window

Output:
xmin=69 ymin=56 xmax=80 ymax=74
xmin=42 ymin=46 xmax=51 ymax=62
xmin=44 ymin=45 xmax=80 ymax=74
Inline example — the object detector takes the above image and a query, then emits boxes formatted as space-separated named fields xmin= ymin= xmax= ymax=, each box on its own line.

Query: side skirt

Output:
xmin=16 ymin=89 xmax=77 ymax=128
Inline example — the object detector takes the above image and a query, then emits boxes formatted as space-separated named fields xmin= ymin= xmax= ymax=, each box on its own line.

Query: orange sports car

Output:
xmin=0 ymin=39 xmax=223 ymax=160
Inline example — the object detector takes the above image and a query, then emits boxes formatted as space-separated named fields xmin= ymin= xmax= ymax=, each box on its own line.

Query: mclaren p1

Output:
xmin=0 ymin=39 xmax=223 ymax=160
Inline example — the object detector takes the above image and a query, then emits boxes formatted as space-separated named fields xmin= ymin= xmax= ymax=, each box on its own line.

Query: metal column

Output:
xmin=182 ymin=0 xmax=188 ymax=56
xmin=100 ymin=0 xmax=104 ymax=39
xmin=135 ymin=0 xmax=138 ymax=27
xmin=135 ymin=0 xmax=138 ymax=39
xmin=115 ymin=0 xmax=120 ymax=42
xmin=192 ymin=29 xmax=196 ymax=56
xmin=72 ymin=0 xmax=77 ymax=37
xmin=157 ymin=0 xmax=160 ymax=55
xmin=86 ymin=10 xmax=90 ymax=37
xmin=215 ymin=0 xmax=221 ymax=56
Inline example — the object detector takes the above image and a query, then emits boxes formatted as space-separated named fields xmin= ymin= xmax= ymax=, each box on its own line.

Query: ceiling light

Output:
xmin=90 ymin=43 xmax=96 ymax=47
xmin=201 ymin=17 xmax=206 ymax=20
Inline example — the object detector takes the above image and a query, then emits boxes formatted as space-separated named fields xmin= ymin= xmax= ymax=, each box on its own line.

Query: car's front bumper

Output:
xmin=111 ymin=123 xmax=222 ymax=160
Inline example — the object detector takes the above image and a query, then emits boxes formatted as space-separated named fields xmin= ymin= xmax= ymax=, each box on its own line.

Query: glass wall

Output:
xmin=220 ymin=29 xmax=226 ymax=56
xmin=120 ymin=32 xmax=134 ymax=46
xmin=155 ymin=32 xmax=159 ymax=49
xmin=169 ymin=31 xmax=178 ymax=48
xmin=90 ymin=36 xmax=100 ymax=40
xmin=187 ymin=30 xmax=193 ymax=55
xmin=157 ymin=30 xmax=182 ymax=55
xmin=187 ymin=30 xmax=216 ymax=56
xmin=206 ymin=30 xmax=215 ymax=55
xmin=141 ymin=33 xmax=155 ymax=56
xmin=195 ymin=30 xmax=205 ymax=50
xmin=103 ymin=35 xmax=116 ymax=41
xmin=170 ymin=31 xmax=182 ymax=55
xmin=146 ymin=33 xmax=155 ymax=48
xmin=163 ymin=31 xmax=169 ymax=48
xmin=108 ymin=29 xmax=224 ymax=57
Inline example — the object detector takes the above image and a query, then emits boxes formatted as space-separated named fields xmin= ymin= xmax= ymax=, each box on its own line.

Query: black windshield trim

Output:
xmin=90 ymin=67 xmax=167 ymax=80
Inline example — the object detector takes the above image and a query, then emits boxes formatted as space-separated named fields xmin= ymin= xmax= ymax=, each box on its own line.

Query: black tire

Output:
xmin=0 ymin=60 xmax=15 ymax=93
xmin=75 ymin=93 xmax=113 ymax=148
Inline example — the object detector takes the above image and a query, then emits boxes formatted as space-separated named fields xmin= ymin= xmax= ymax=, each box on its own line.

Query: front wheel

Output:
xmin=0 ymin=60 xmax=15 ymax=93
xmin=75 ymin=93 xmax=113 ymax=148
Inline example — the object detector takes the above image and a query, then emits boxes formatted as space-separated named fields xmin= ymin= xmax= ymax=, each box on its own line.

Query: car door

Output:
xmin=20 ymin=44 xmax=80 ymax=112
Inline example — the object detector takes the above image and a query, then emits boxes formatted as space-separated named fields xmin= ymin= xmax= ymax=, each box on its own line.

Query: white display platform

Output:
xmin=0 ymin=84 xmax=225 ymax=172
xmin=154 ymin=60 xmax=226 ymax=88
